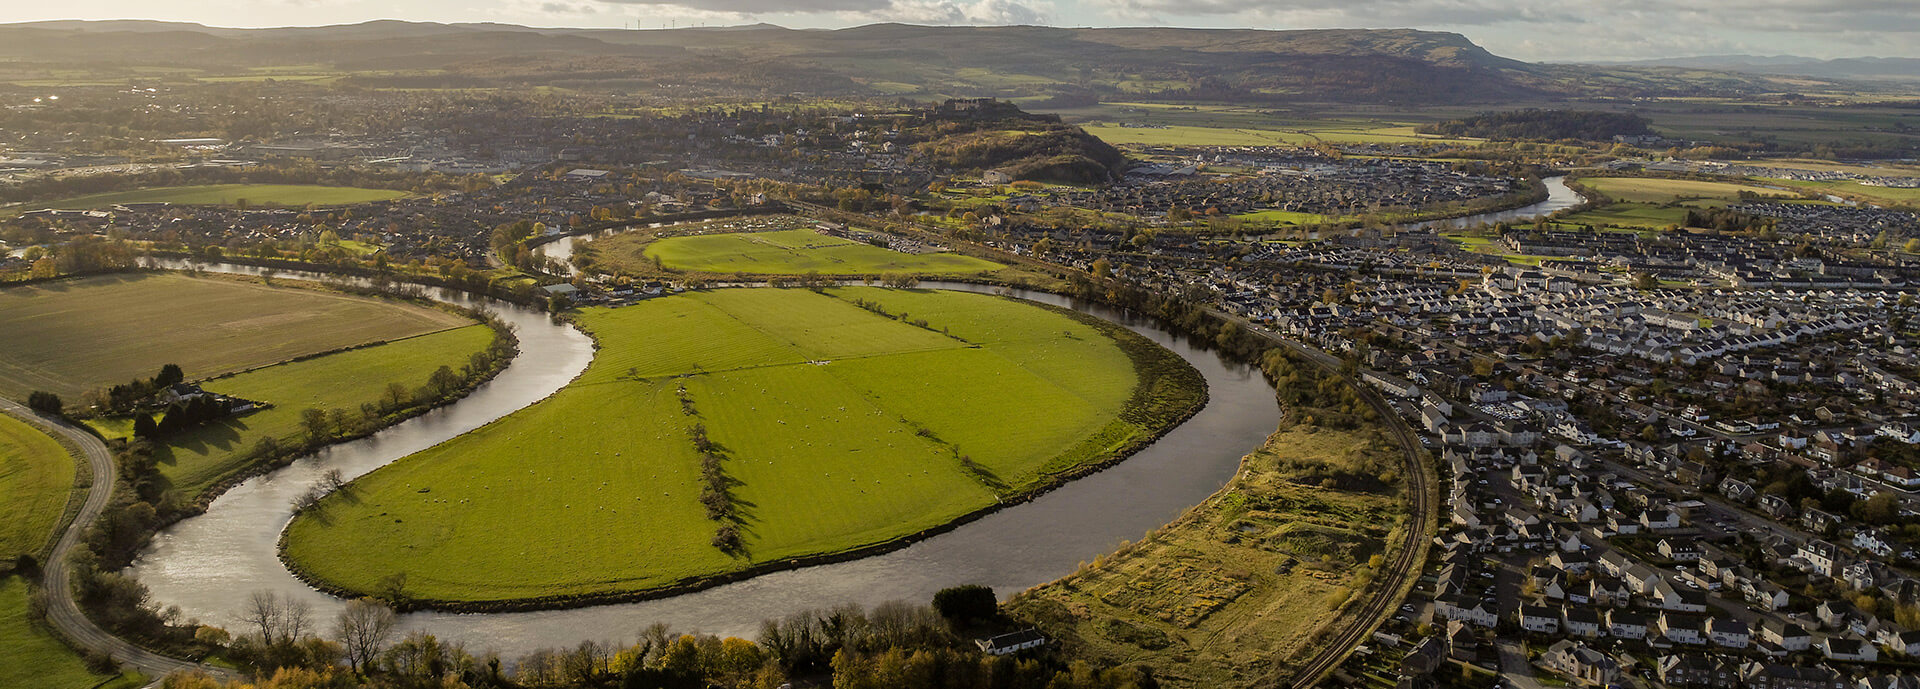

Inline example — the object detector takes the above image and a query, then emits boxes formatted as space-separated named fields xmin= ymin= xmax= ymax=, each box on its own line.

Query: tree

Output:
xmin=931 ymin=585 xmax=997 ymax=624
xmin=300 ymin=408 xmax=329 ymax=442
xmin=132 ymin=413 xmax=158 ymax=439
xmin=1090 ymin=258 xmax=1112 ymax=279
xmin=26 ymin=390 xmax=62 ymax=415
xmin=1631 ymin=271 xmax=1658 ymax=290
xmin=154 ymin=364 xmax=185 ymax=388
xmin=334 ymin=598 xmax=397 ymax=676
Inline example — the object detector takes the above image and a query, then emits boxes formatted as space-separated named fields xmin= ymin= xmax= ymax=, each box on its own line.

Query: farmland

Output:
xmin=0 ymin=577 xmax=143 ymax=689
xmin=1578 ymin=176 xmax=1794 ymax=204
xmin=0 ymin=414 xmax=75 ymax=565
xmin=1006 ymin=424 xmax=1405 ymax=689
xmin=126 ymin=325 xmax=497 ymax=497
xmin=0 ymin=273 xmax=471 ymax=400
xmin=281 ymin=287 xmax=1204 ymax=605
xmin=35 ymin=184 xmax=407 ymax=209
xmin=631 ymin=228 xmax=1005 ymax=276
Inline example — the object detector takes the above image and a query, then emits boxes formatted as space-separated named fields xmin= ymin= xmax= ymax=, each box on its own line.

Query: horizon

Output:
xmin=1 ymin=17 xmax=1914 ymax=65
xmin=2 ymin=0 xmax=1915 ymax=63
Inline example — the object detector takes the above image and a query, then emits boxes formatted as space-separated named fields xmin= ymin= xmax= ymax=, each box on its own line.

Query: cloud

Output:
xmin=587 ymin=0 xmax=1047 ymax=24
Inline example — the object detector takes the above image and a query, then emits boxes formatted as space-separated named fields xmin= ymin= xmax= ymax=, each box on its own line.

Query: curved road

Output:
xmin=0 ymin=398 xmax=237 ymax=685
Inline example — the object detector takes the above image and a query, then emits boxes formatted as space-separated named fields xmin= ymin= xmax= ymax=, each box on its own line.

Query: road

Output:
xmin=1495 ymin=640 xmax=1544 ymax=689
xmin=0 ymin=398 xmax=237 ymax=685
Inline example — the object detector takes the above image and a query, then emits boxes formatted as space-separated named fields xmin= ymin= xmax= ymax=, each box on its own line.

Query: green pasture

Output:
xmin=636 ymin=229 xmax=1004 ymax=275
xmin=282 ymin=287 xmax=1197 ymax=603
xmin=0 ymin=414 xmax=75 ymax=564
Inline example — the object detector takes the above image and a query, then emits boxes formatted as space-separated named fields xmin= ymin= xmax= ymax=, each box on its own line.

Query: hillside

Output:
xmin=0 ymin=21 xmax=1874 ymax=104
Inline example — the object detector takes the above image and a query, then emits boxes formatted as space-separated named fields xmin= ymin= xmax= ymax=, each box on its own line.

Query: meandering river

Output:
xmin=129 ymin=178 xmax=1587 ymax=656
xmin=127 ymin=263 xmax=1279 ymax=654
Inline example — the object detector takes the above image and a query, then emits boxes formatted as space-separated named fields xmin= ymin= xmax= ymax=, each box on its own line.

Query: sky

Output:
xmin=3 ymin=0 xmax=1917 ymax=63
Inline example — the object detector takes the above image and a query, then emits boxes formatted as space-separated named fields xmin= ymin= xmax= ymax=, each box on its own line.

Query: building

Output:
xmin=975 ymin=629 xmax=1047 ymax=656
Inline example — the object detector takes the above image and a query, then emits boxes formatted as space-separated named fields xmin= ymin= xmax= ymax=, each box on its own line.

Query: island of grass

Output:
xmin=282 ymin=287 xmax=1205 ymax=608
xmin=35 ymin=184 xmax=407 ymax=210
xmin=606 ymin=227 xmax=1004 ymax=276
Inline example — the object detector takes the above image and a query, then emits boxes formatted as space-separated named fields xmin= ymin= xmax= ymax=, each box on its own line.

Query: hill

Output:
xmin=0 ymin=20 xmax=1822 ymax=105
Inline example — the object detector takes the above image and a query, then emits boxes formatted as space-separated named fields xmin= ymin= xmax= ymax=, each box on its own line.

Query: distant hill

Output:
xmin=1589 ymin=55 xmax=1920 ymax=82
xmin=0 ymin=20 xmax=1874 ymax=103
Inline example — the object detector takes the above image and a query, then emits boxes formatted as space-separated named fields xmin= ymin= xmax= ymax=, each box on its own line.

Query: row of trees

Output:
xmin=154 ymin=585 xmax=1161 ymax=689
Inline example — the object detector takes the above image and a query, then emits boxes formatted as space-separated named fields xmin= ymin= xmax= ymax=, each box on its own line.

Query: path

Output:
xmin=0 ymin=398 xmax=237 ymax=686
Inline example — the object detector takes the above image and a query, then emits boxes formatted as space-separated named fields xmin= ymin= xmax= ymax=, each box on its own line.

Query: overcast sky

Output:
xmin=4 ymin=0 xmax=1916 ymax=62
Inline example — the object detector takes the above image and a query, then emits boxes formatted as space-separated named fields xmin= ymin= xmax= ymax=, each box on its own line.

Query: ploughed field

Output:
xmin=638 ymin=229 xmax=1004 ymax=275
xmin=0 ymin=273 xmax=470 ymax=400
xmin=282 ymin=287 xmax=1204 ymax=605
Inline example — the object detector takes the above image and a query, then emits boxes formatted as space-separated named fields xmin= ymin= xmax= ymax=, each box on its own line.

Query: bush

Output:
xmin=932 ymin=584 xmax=998 ymax=624
xmin=26 ymin=390 xmax=62 ymax=415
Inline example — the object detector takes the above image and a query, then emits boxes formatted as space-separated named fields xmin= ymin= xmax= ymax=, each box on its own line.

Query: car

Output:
xmin=1402 ymin=604 xmax=1416 ymax=612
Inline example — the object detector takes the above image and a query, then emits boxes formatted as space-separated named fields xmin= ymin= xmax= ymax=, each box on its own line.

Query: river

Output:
xmin=130 ymin=178 xmax=1587 ymax=656
xmin=128 ymin=263 xmax=1280 ymax=655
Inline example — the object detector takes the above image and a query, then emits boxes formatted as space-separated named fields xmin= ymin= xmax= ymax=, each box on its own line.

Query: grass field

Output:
xmin=0 ymin=577 xmax=145 ymax=689
xmin=1558 ymin=203 xmax=1692 ymax=229
xmin=0 ymin=414 xmax=75 ymax=564
xmin=1233 ymin=209 xmax=1331 ymax=225
xmin=282 ymin=287 xmax=1201 ymax=603
xmin=37 ymin=184 xmax=407 ymax=209
xmin=1579 ymin=177 xmax=1793 ymax=204
xmin=0 ymin=273 xmax=470 ymax=400
xmin=1772 ymin=179 xmax=1920 ymax=206
xmin=634 ymin=229 xmax=1004 ymax=276
xmin=121 ymin=325 xmax=497 ymax=497
xmin=1006 ymin=425 xmax=1405 ymax=689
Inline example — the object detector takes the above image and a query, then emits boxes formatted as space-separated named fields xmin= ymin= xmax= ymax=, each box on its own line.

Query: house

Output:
xmin=1607 ymin=609 xmax=1651 ymax=640
xmin=1708 ymin=617 xmax=1751 ymax=649
xmin=1743 ymin=662 xmax=1847 ymax=689
xmin=1661 ymin=538 xmax=1702 ymax=561
xmin=1824 ymin=637 xmax=1879 ymax=662
xmin=1562 ymin=606 xmax=1604 ymax=638
xmin=1759 ymin=494 xmax=1796 ymax=520
xmin=1402 ymin=636 xmax=1448 ymax=676
xmin=1520 ymin=605 xmax=1562 ymax=634
xmin=1437 ymin=595 xmax=1498 ymax=628
xmin=1760 ymin=620 xmax=1813 ymax=652
xmin=1659 ymin=612 xmax=1707 ymax=645
xmin=1818 ymin=600 xmax=1861 ymax=631
xmin=1541 ymin=640 xmax=1620 ymax=687
xmin=1642 ymin=509 xmax=1681 ymax=530
xmin=1874 ymin=628 xmax=1920 ymax=657
xmin=975 ymin=629 xmax=1047 ymax=655
xmin=1660 ymin=654 xmax=1738 ymax=688
xmin=1799 ymin=540 xmax=1844 ymax=578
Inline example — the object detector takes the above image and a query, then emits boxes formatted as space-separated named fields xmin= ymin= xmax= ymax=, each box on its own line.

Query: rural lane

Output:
xmin=0 ymin=398 xmax=237 ymax=686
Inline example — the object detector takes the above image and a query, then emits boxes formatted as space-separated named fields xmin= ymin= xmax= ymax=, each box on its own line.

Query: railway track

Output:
xmin=1246 ymin=334 xmax=1436 ymax=689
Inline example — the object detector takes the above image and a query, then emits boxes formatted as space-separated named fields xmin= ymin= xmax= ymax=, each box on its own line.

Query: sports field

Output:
xmin=638 ymin=229 xmax=1004 ymax=275
xmin=0 ymin=414 xmax=75 ymax=564
xmin=0 ymin=577 xmax=143 ymax=689
xmin=39 ymin=184 xmax=407 ymax=209
xmin=0 ymin=273 xmax=470 ymax=400
xmin=282 ymin=287 xmax=1202 ymax=603
xmin=1579 ymin=177 xmax=1792 ymax=204
xmin=140 ymin=325 xmax=496 ymax=497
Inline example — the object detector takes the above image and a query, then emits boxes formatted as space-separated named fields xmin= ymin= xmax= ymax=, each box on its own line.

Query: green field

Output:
xmin=129 ymin=325 xmax=496 ymax=497
xmin=1579 ymin=177 xmax=1794 ymax=204
xmin=1233 ymin=209 xmax=1332 ymax=225
xmin=0 ymin=273 xmax=470 ymax=400
xmin=37 ymin=184 xmax=407 ymax=209
xmin=0 ymin=415 xmax=75 ymax=565
xmin=1559 ymin=203 xmax=1692 ymax=229
xmin=635 ymin=229 xmax=1004 ymax=276
xmin=283 ymin=287 xmax=1201 ymax=603
xmin=1773 ymin=179 xmax=1920 ymax=206
xmin=0 ymin=577 xmax=143 ymax=689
